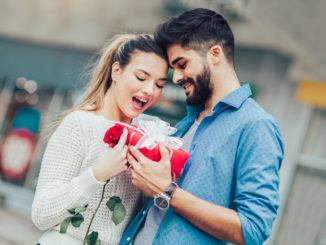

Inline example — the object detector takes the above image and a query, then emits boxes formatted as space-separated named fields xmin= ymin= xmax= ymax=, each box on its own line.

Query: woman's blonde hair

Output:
xmin=78 ymin=34 xmax=135 ymax=112
xmin=47 ymin=33 xmax=166 ymax=139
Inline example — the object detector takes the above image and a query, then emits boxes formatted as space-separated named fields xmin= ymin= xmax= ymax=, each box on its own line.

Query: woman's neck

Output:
xmin=96 ymin=90 xmax=131 ymax=123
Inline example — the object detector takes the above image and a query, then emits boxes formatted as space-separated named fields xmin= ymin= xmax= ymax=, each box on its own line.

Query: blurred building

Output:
xmin=0 ymin=0 xmax=325 ymax=244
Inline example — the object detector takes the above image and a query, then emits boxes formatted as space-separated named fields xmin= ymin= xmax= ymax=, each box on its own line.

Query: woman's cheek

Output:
xmin=153 ymin=91 xmax=162 ymax=104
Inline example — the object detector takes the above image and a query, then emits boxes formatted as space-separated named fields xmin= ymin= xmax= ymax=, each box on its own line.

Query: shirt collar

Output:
xmin=186 ymin=104 xmax=205 ymax=117
xmin=186 ymin=84 xmax=252 ymax=116
xmin=213 ymin=83 xmax=252 ymax=111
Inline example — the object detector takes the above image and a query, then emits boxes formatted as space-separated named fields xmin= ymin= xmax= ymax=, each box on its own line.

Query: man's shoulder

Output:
xmin=239 ymin=98 xmax=277 ymax=124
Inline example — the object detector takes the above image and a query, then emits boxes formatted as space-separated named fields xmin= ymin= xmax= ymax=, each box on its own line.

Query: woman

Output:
xmin=32 ymin=34 xmax=168 ymax=245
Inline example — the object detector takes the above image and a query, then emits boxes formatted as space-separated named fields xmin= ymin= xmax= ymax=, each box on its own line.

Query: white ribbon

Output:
xmin=134 ymin=116 xmax=184 ymax=150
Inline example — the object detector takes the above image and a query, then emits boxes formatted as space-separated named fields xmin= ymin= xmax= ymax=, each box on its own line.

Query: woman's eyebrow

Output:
xmin=136 ymin=69 xmax=149 ymax=75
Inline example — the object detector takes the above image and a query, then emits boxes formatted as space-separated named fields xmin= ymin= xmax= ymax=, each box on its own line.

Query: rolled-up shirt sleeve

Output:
xmin=234 ymin=118 xmax=284 ymax=245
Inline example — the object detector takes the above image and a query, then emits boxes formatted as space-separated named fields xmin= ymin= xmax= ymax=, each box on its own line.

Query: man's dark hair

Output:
xmin=155 ymin=8 xmax=234 ymax=65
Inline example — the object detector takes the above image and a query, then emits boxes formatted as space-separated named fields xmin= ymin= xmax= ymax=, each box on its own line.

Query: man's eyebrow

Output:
xmin=136 ymin=69 xmax=167 ymax=81
xmin=171 ymin=57 xmax=184 ymax=66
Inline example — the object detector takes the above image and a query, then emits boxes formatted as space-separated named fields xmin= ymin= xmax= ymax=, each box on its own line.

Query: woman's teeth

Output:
xmin=135 ymin=97 xmax=149 ymax=104
xmin=132 ymin=96 xmax=149 ymax=109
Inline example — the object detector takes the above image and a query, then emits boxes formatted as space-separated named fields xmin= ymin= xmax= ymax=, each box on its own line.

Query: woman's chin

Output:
xmin=123 ymin=103 xmax=152 ymax=120
xmin=125 ymin=109 xmax=144 ymax=120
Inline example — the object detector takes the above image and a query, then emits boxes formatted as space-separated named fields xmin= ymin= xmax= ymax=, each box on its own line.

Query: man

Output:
xmin=120 ymin=8 xmax=284 ymax=245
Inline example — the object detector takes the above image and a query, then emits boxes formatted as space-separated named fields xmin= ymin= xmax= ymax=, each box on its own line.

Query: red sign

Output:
xmin=0 ymin=129 xmax=36 ymax=180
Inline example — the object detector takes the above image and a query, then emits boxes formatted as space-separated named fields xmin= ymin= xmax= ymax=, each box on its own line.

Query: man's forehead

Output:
xmin=167 ymin=45 xmax=200 ymax=65
xmin=167 ymin=44 xmax=185 ymax=58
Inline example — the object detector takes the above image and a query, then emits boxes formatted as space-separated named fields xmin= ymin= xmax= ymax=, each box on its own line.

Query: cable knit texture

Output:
xmin=32 ymin=110 xmax=143 ymax=245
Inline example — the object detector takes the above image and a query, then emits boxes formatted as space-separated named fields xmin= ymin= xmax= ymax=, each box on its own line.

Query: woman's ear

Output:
xmin=111 ymin=61 xmax=121 ymax=82
xmin=207 ymin=45 xmax=222 ymax=66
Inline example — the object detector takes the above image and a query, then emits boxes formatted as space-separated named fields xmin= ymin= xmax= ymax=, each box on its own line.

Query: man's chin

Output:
xmin=186 ymin=97 xmax=197 ymax=106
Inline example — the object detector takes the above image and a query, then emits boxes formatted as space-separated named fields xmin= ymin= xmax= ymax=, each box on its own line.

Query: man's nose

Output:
xmin=172 ymin=69 xmax=184 ymax=84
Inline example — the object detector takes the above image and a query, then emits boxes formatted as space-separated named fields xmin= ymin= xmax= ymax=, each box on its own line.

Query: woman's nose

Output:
xmin=142 ymin=81 xmax=155 ymax=96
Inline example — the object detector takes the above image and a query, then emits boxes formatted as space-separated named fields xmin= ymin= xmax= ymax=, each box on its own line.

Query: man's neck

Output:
xmin=197 ymin=69 xmax=240 ymax=123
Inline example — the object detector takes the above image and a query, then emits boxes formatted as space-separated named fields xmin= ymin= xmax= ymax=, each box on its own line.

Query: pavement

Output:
xmin=0 ymin=206 xmax=42 ymax=245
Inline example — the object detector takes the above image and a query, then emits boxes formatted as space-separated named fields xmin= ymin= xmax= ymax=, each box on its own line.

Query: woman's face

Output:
xmin=110 ymin=51 xmax=168 ymax=121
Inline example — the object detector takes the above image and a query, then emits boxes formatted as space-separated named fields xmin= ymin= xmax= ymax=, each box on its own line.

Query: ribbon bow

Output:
xmin=135 ymin=116 xmax=184 ymax=150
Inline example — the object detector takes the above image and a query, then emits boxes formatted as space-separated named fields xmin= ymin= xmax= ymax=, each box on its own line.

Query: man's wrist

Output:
xmin=157 ymin=179 xmax=173 ymax=195
xmin=154 ymin=181 xmax=178 ymax=210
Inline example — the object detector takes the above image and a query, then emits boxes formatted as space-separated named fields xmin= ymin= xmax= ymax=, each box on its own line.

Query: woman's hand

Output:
xmin=92 ymin=128 xmax=129 ymax=182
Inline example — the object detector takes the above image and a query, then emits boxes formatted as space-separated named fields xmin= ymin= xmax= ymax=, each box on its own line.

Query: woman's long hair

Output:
xmin=47 ymin=33 xmax=166 ymax=139
xmin=77 ymin=34 xmax=135 ymax=112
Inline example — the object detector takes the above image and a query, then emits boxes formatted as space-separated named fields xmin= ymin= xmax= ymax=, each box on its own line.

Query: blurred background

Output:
xmin=0 ymin=0 xmax=325 ymax=244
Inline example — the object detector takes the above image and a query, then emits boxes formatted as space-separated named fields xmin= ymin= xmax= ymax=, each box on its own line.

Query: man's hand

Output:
xmin=128 ymin=144 xmax=245 ymax=245
xmin=127 ymin=144 xmax=172 ymax=197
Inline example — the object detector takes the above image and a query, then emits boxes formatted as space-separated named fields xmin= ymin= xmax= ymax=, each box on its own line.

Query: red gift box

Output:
xmin=103 ymin=123 xmax=189 ymax=178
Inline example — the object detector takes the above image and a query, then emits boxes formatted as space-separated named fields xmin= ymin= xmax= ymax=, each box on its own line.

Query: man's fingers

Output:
xmin=115 ymin=128 xmax=128 ymax=150
xmin=159 ymin=143 xmax=170 ymax=163
xmin=128 ymin=146 xmax=145 ymax=162
xmin=127 ymin=151 xmax=140 ymax=169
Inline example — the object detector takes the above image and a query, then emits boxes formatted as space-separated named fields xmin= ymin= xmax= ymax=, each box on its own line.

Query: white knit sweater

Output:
xmin=32 ymin=110 xmax=143 ymax=245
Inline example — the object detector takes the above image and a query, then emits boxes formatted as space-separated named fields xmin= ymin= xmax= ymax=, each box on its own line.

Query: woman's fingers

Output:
xmin=115 ymin=129 xmax=128 ymax=150
xmin=122 ymin=145 xmax=128 ymax=156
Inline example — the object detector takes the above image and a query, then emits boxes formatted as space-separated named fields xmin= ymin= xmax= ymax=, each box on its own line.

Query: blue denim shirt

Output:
xmin=120 ymin=84 xmax=284 ymax=245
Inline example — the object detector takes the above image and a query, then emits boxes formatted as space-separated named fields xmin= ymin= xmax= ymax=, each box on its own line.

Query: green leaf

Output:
xmin=95 ymin=239 xmax=101 ymax=245
xmin=59 ymin=217 xmax=71 ymax=233
xmin=86 ymin=231 xmax=98 ymax=245
xmin=71 ymin=213 xmax=84 ymax=227
xmin=112 ymin=203 xmax=126 ymax=225
xmin=106 ymin=196 xmax=122 ymax=211
xmin=74 ymin=204 xmax=88 ymax=214
xmin=67 ymin=208 xmax=76 ymax=215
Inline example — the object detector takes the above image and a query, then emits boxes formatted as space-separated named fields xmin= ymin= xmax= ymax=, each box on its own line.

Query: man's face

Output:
xmin=167 ymin=44 xmax=213 ymax=106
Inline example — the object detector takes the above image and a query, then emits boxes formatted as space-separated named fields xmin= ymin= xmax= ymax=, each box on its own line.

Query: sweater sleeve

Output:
xmin=32 ymin=112 xmax=105 ymax=230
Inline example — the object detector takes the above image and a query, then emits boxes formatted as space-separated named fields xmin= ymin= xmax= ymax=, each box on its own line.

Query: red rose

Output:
xmin=103 ymin=124 xmax=125 ymax=147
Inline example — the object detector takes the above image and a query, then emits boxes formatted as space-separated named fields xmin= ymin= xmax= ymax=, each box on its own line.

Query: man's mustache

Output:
xmin=179 ymin=78 xmax=195 ymax=88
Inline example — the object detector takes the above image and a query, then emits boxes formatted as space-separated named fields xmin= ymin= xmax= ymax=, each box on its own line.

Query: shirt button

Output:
xmin=126 ymin=237 xmax=131 ymax=241
xmin=142 ymin=210 xmax=146 ymax=215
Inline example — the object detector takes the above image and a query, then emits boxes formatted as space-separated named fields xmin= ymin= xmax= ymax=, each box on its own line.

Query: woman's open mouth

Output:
xmin=132 ymin=96 xmax=149 ymax=110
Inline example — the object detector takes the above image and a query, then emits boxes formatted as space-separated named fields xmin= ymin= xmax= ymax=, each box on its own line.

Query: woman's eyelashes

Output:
xmin=136 ymin=74 xmax=165 ymax=89
xmin=156 ymin=83 xmax=164 ymax=89
xmin=136 ymin=75 xmax=145 ymax=81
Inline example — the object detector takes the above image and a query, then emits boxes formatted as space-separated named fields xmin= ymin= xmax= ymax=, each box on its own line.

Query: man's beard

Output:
xmin=185 ymin=66 xmax=213 ymax=106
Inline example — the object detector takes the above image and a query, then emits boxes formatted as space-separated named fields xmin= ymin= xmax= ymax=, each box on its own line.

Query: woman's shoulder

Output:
xmin=68 ymin=110 xmax=101 ymax=122
xmin=70 ymin=109 xmax=93 ymax=119
xmin=59 ymin=110 xmax=98 ymax=132
xmin=72 ymin=110 xmax=117 ymax=130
